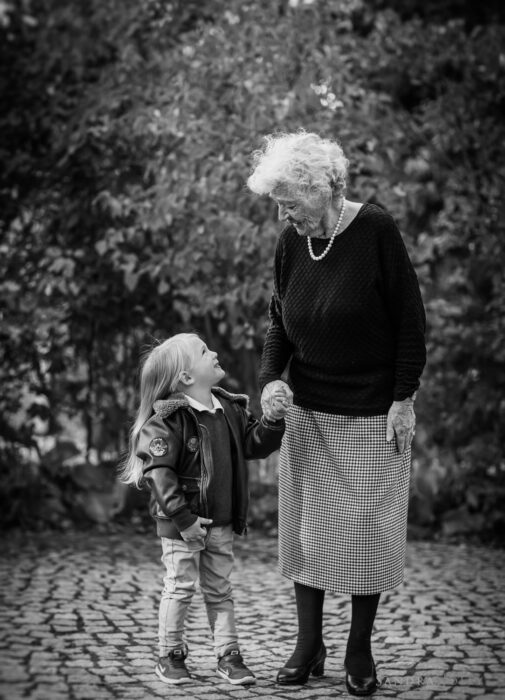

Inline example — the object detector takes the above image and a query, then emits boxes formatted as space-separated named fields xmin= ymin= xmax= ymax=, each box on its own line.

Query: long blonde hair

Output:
xmin=119 ymin=333 xmax=199 ymax=487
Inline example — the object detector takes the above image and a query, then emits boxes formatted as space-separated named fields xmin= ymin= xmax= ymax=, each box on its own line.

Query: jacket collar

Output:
xmin=153 ymin=385 xmax=249 ymax=419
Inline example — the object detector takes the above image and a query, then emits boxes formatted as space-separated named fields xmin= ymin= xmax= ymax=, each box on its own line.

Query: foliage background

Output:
xmin=1 ymin=0 xmax=504 ymax=542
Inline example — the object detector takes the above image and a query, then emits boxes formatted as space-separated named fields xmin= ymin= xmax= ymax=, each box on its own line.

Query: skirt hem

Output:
xmin=278 ymin=565 xmax=404 ymax=596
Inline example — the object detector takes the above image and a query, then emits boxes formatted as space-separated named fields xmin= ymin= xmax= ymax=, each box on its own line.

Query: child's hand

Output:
xmin=180 ymin=516 xmax=213 ymax=542
xmin=261 ymin=380 xmax=293 ymax=421
xmin=268 ymin=394 xmax=290 ymax=420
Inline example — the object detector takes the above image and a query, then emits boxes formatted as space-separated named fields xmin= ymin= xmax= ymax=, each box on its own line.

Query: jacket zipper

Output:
xmin=188 ymin=408 xmax=210 ymax=518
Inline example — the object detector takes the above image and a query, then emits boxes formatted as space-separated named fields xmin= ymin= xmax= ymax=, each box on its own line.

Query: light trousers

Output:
xmin=158 ymin=524 xmax=238 ymax=658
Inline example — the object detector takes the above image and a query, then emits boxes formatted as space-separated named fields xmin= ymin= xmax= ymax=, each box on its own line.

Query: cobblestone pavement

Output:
xmin=1 ymin=529 xmax=504 ymax=700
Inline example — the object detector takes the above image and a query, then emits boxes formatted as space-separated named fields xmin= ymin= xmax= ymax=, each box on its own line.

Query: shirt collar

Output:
xmin=184 ymin=393 xmax=223 ymax=414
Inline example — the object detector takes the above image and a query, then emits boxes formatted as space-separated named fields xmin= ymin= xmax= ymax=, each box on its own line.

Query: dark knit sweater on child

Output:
xmin=197 ymin=410 xmax=233 ymax=526
xmin=259 ymin=203 xmax=426 ymax=416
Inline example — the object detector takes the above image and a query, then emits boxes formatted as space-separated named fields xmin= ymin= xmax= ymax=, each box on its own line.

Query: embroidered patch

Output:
xmin=187 ymin=437 xmax=199 ymax=453
xmin=149 ymin=437 xmax=168 ymax=457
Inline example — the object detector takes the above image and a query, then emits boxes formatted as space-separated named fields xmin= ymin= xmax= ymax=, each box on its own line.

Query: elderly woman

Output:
xmin=247 ymin=131 xmax=426 ymax=696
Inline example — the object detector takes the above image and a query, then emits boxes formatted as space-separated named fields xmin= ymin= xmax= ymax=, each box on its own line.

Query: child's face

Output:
xmin=187 ymin=338 xmax=225 ymax=387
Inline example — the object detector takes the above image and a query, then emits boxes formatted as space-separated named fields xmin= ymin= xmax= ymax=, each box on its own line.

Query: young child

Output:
xmin=121 ymin=333 xmax=289 ymax=686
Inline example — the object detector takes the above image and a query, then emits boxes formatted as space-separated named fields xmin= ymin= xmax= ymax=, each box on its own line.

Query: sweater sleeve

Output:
xmin=259 ymin=233 xmax=295 ymax=390
xmin=378 ymin=214 xmax=427 ymax=400
xmin=239 ymin=406 xmax=285 ymax=460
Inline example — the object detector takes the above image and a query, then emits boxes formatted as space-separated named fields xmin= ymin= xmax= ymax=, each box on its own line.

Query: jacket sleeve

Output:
xmin=378 ymin=214 xmax=427 ymax=400
xmin=259 ymin=233 xmax=294 ymax=390
xmin=235 ymin=405 xmax=285 ymax=460
xmin=136 ymin=415 xmax=198 ymax=532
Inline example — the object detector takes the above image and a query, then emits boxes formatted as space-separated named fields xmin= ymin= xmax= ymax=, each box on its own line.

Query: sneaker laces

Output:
xmin=169 ymin=649 xmax=187 ymax=667
xmin=223 ymin=650 xmax=244 ymax=666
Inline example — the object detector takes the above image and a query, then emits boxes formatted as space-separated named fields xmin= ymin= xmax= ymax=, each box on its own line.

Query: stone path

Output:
xmin=0 ymin=529 xmax=504 ymax=700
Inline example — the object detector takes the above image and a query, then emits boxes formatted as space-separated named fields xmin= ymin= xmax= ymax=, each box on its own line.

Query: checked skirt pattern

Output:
xmin=278 ymin=406 xmax=411 ymax=595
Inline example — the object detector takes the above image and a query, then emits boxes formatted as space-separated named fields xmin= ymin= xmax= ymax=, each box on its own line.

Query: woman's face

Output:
xmin=271 ymin=185 xmax=330 ymax=237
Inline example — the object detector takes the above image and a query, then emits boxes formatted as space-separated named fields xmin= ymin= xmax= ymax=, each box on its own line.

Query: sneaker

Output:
xmin=217 ymin=649 xmax=256 ymax=685
xmin=155 ymin=648 xmax=191 ymax=684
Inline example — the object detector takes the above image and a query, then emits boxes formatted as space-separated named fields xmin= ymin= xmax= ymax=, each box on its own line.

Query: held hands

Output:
xmin=386 ymin=398 xmax=416 ymax=454
xmin=261 ymin=380 xmax=293 ymax=421
xmin=180 ymin=516 xmax=213 ymax=542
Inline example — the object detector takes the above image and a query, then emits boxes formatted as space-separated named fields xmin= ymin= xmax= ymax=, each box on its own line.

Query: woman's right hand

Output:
xmin=261 ymin=380 xmax=293 ymax=421
xmin=180 ymin=516 xmax=213 ymax=542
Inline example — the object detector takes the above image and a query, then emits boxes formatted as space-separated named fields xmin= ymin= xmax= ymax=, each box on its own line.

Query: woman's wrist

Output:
xmin=394 ymin=391 xmax=417 ymax=404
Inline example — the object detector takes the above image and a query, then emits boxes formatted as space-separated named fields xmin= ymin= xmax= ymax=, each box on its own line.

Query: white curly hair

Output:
xmin=247 ymin=130 xmax=349 ymax=198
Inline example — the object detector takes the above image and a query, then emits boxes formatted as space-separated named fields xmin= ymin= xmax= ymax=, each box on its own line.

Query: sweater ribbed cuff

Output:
xmin=171 ymin=508 xmax=198 ymax=532
xmin=260 ymin=415 xmax=285 ymax=430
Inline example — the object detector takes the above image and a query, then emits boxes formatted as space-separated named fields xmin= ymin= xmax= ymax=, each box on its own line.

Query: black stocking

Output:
xmin=286 ymin=582 xmax=325 ymax=667
xmin=345 ymin=593 xmax=380 ymax=676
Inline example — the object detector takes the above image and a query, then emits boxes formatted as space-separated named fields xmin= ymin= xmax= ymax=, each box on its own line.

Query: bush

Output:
xmin=1 ymin=0 xmax=504 ymax=540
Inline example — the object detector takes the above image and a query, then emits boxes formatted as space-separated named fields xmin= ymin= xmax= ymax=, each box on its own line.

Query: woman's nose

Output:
xmin=278 ymin=204 xmax=289 ymax=221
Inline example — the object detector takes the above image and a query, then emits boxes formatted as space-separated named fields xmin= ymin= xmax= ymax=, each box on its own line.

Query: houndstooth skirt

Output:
xmin=278 ymin=405 xmax=411 ymax=595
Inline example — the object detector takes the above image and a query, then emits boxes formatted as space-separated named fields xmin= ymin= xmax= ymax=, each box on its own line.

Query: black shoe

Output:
xmin=276 ymin=643 xmax=326 ymax=685
xmin=345 ymin=659 xmax=378 ymax=696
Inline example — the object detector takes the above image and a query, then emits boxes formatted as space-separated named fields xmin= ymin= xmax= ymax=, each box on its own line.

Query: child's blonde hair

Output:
xmin=119 ymin=333 xmax=199 ymax=487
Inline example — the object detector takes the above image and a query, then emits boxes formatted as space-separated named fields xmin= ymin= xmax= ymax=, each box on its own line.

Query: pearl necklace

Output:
xmin=307 ymin=200 xmax=346 ymax=261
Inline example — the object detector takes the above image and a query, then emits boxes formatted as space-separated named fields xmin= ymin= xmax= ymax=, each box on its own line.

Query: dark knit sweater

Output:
xmin=259 ymin=203 xmax=426 ymax=416
xmin=197 ymin=410 xmax=233 ymax=527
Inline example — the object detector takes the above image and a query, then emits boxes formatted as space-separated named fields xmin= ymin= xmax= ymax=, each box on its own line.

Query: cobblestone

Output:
xmin=0 ymin=530 xmax=504 ymax=700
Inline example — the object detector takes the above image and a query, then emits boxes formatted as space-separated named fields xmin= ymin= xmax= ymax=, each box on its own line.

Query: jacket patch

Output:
xmin=149 ymin=437 xmax=168 ymax=457
xmin=187 ymin=437 xmax=199 ymax=453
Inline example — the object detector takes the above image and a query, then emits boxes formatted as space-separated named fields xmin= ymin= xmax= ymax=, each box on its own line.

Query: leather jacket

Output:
xmin=136 ymin=386 xmax=284 ymax=538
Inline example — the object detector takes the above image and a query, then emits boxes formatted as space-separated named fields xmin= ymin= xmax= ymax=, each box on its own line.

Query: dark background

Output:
xmin=1 ymin=0 xmax=504 ymax=543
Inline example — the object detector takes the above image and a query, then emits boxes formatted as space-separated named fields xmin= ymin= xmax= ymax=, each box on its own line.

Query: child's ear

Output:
xmin=178 ymin=370 xmax=194 ymax=387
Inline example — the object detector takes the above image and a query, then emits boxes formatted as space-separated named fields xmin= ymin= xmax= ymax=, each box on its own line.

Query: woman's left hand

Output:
xmin=386 ymin=398 xmax=416 ymax=453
